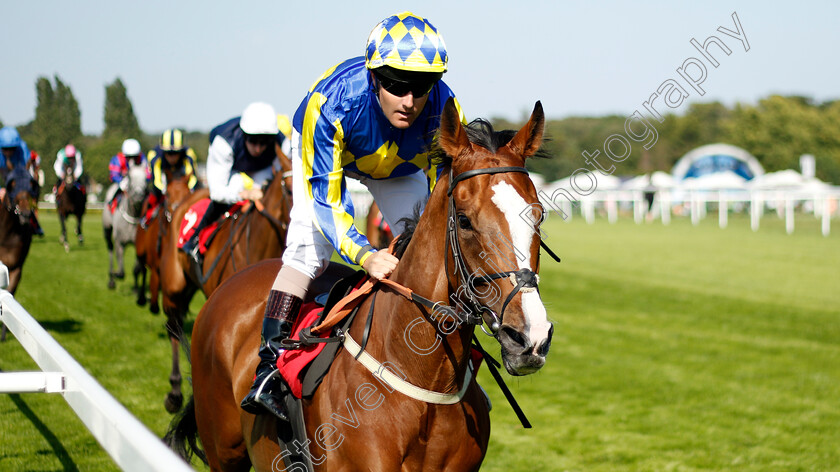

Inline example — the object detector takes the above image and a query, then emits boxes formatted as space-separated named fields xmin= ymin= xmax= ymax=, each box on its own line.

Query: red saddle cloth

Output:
xmin=277 ymin=302 xmax=331 ymax=398
xmin=108 ymin=194 xmax=119 ymax=214
xmin=177 ymin=198 xmax=246 ymax=255
xmin=275 ymin=301 xmax=486 ymax=400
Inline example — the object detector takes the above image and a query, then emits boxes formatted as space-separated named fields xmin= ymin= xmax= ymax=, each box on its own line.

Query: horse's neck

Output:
xmin=371 ymin=186 xmax=474 ymax=393
xmin=0 ymin=205 xmax=13 ymax=237
xmin=262 ymin=177 xmax=289 ymax=220
xmin=124 ymin=193 xmax=144 ymax=217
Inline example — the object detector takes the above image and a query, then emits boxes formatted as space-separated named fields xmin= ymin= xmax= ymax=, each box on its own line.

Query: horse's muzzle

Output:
xmin=498 ymin=323 xmax=553 ymax=376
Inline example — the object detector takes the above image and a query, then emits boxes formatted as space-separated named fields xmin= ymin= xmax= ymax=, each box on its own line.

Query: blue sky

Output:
xmin=2 ymin=0 xmax=837 ymax=134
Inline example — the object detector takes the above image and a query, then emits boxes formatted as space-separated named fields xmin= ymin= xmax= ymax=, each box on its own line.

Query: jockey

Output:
xmin=27 ymin=149 xmax=42 ymax=186
xmin=143 ymin=128 xmax=199 ymax=226
xmin=240 ymin=11 xmax=463 ymax=419
xmin=0 ymin=126 xmax=43 ymax=235
xmin=106 ymin=138 xmax=149 ymax=206
xmin=0 ymin=126 xmax=28 ymax=181
xmin=180 ymin=102 xmax=284 ymax=260
xmin=54 ymin=144 xmax=84 ymax=191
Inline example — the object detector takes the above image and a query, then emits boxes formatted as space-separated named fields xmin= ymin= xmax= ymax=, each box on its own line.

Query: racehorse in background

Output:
xmin=366 ymin=200 xmax=394 ymax=249
xmin=168 ymin=100 xmax=555 ymax=471
xmin=56 ymin=163 xmax=86 ymax=253
xmin=0 ymin=168 xmax=37 ymax=341
xmin=135 ymin=170 xmax=196 ymax=313
xmin=102 ymin=163 xmax=147 ymax=290
xmin=157 ymin=160 xmax=292 ymax=413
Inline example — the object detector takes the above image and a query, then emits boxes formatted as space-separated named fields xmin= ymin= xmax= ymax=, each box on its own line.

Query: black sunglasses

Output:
xmin=246 ymin=134 xmax=274 ymax=146
xmin=375 ymin=73 xmax=436 ymax=98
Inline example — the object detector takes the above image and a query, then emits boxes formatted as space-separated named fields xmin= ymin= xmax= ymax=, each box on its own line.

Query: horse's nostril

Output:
xmin=536 ymin=338 xmax=551 ymax=356
xmin=500 ymin=326 xmax=528 ymax=349
xmin=536 ymin=324 xmax=554 ymax=356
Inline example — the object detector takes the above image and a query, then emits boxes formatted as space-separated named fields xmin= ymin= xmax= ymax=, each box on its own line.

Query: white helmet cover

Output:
xmin=122 ymin=138 xmax=141 ymax=156
xmin=240 ymin=102 xmax=278 ymax=135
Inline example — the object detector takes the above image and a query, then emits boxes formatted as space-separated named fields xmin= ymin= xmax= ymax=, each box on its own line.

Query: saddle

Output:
xmin=177 ymin=198 xmax=247 ymax=256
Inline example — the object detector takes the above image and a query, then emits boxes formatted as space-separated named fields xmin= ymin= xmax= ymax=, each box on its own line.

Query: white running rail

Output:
xmin=0 ymin=264 xmax=192 ymax=472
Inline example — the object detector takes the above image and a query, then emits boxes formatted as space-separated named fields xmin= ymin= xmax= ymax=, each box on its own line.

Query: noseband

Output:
xmin=445 ymin=166 xmax=559 ymax=336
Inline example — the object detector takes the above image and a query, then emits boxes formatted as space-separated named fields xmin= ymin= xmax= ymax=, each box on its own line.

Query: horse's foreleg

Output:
xmin=164 ymin=314 xmax=184 ymax=414
xmin=134 ymin=257 xmax=147 ymax=306
xmin=76 ymin=215 xmax=84 ymax=244
xmin=115 ymin=242 xmax=126 ymax=280
xmin=149 ymin=266 xmax=160 ymax=314
xmin=104 ymin=226 xmax=116 ymax=289
xmin=60 ymin=216 xmax=69 ymax=252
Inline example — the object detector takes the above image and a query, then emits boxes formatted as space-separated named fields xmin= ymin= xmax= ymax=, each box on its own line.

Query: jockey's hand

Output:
xmin=119 ymin=178 xmax=129 ymax=191
xmin=362 ymin=249 xmax=399 ymax=280
xmin=239 ymin=188 xmax=263 ymax=201
xmin=0 ymin=188 xmax=5 ymax=201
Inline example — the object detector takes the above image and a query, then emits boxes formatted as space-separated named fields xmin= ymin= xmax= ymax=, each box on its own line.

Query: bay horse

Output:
xmin=102 ymin=163 xmax=147 ymax=290
xmin=135 ymin=170 xmax=196 ymax=313
xmin=169 ymin=99 xmax=554 ymax=471
xmin=0 ymin=168 xmax=37 ymax=341
xmin=157 ymin=163 xmax=292 ymax=413
xmin=56 ymin=164 xmax=86 ymax=253
xmin=366 ymin=200 xmax=394 ymax=249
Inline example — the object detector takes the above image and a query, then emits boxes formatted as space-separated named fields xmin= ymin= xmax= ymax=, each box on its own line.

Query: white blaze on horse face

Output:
xmin=490 ymin=181 xmax=552 ymax=345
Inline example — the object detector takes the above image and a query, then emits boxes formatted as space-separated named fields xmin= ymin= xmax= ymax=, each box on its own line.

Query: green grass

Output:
xmin=1 ymin=210 xmax=838 ymax=471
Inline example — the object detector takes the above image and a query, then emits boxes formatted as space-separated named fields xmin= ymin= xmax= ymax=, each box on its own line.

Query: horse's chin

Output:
xmin=500 ymin=350 xmax=546 ymax=376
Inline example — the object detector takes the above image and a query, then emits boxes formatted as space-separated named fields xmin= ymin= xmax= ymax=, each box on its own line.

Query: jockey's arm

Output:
xmin=207 ymin=135 xmax=247 ymax=204
xmin=74 ymin=154 xmax=83 ymax=180
xmin=302 ymin=117 xmax=376 ymax=268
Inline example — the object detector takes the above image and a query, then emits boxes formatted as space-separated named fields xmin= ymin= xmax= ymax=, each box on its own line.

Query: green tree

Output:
xmin=103 ymin=78 xmax=141 ymax=138
xmin=27 ymin=75 xmax=82 ymax=160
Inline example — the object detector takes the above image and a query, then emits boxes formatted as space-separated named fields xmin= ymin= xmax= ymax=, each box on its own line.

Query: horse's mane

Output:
xmin=392 ymin=203 xmax=424 ymax=258
xmin=389 ymin=119 xmax=551 ymax=257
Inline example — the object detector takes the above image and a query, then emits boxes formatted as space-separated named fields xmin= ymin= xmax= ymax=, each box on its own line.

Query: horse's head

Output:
xmin=164 ymin=168 xmax=193 ymax=209
xmin=438 ymin=98 xmax=552 ymax=376
xmin=126 ymin=163 xmax=148 ymax=203
xmin=63 ymin=163 xmax=76 ymax=185
xmin=5 ymin=168 xmax=35 ymax=226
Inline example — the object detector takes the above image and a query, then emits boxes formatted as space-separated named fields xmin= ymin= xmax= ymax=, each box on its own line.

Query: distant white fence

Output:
xmin=537 ymin=188 xmax=840 ymax=237
xmin=0 ymin=265 xmax=192 ymax=472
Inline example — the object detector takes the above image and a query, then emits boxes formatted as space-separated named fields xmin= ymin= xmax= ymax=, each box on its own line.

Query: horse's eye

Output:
xmin=457 ymin=214 xmax=472 ymax=230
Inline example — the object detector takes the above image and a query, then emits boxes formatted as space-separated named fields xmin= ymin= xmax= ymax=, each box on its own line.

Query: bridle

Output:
xmin=445 ymin=165 xmax=560 ymax=336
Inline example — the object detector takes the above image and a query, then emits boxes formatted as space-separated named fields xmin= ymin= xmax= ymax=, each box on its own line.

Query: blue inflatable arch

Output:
xmin=672 ymin=143 xmax=765 ymax=181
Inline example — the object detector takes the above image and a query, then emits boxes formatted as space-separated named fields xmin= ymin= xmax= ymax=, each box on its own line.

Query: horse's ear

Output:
xmin=438 ymin=97 xmax=470 ymax=160
xmin=505 ymin=101 xmax=545 ymax=159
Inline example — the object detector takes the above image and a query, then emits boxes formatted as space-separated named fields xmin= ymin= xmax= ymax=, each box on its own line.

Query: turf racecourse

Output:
xmin=1 ymin=209 xmax=838 ymax=471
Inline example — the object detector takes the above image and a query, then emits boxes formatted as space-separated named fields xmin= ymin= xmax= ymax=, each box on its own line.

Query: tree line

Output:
xmin=516 ymin=97 xmax=840 ymax=185
xmin=4 ymin=76 xmax=840 ymax=195
xmin=10 ymin=75 xmax=209 ymax=191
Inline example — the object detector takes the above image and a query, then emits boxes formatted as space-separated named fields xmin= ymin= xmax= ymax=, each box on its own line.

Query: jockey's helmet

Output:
xmin=0 ymin=127 xmax=21 ymax=149
xmin=122 ymin=138 xmax=141 ymax=157
xmin=240 ymin=102 xmax=278 ymax=136
xmin=365 ymin=12 xmax=448 ymax=75
xmin=161 ymin=129 xmax=187 ymax=152
xmin=64 ymin=144 xmax=77 ymax=158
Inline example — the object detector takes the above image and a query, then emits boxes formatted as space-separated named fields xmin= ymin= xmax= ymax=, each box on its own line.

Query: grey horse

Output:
xmin=102 ymin=163 xmax=147 ymax=290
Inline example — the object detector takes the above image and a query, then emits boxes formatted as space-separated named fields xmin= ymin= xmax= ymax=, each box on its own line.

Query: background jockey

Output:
xmin=54 ymin=144 xmax=84 ymax=191
xmin=0 ymin=126 xmax=43 ymax=235
xmin=0 ymin=126 xmax=29 ymax=183
xmin=180 ymin=102 xmax=284 ymax=260
xmin=27 ymin=149 xmax=42 ymax=188
xmin=143 ymin=128 xmax=199 ymax=226
xmin=240 ymin=11 xmax=463 ymax=419
xmin=106 ymin=138 xmax=149 ymax=206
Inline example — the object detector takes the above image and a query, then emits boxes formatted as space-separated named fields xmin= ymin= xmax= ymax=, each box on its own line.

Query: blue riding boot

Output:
xmin=240 ymin=290 xmax=302 ymax=421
